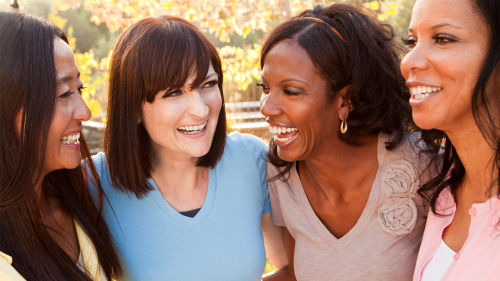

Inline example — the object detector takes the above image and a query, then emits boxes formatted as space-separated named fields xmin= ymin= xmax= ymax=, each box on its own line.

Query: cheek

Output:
xmin=141 ymin=103 xmax=177 ymax=136
xmin=205 ymin=90 xmax=222 ymax=115
xmin=47 ymin=105 xmax=68 ymax=141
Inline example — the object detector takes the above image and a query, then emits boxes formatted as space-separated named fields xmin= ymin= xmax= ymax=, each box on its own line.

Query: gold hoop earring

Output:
xmin=340 ymin=120 xmax=348 ymax=134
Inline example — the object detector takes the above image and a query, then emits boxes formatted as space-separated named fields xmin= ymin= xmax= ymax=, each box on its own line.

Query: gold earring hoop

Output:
xmin=340 ymin=120 xmax=348 ymax=134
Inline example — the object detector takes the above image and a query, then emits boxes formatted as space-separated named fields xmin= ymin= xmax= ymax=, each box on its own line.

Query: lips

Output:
xmin=268 ymin=125 xmax=299 ymax=144
xmin=410 ymin=86 xmax=443 ymax=100
xmin=61 ymin=132 xmax=80 ymax=145
xmin=177 ymin=121 xmax=208 ymax=135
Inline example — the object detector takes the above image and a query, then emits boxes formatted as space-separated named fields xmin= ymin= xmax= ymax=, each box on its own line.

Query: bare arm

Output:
xmin=262 ymin=227 xmax=296 ymax=281
xmin=261 ymin=212 xmax=288 ymax=269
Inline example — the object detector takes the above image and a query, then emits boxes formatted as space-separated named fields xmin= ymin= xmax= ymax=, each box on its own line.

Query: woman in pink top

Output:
xmin=400 ymin=0 xmax=500 ymax=280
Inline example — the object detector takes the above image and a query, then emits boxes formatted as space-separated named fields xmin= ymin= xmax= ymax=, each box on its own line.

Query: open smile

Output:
xmin=61 ymin=132 xmax=80 ymax=145
xmin=269 ymin=125 xmax=299 ymax=145
xmin=177 ymin=121 xmax=208 ymax=135
xmin=410 ymin=86 xmax=443 ymax=101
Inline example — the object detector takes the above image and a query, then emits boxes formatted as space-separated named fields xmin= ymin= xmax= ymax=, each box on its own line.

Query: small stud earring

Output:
xmin=340 ymin=120 xmax=348 ymax=134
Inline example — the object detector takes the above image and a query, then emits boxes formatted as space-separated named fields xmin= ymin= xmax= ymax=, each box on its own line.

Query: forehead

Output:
xmin=262 ymin=40 xmax=317 ymax=81
xmin=53 ymin=38 xmax=79 ymax=83
xmin=410 ymin=0 xmax=479 ymax=31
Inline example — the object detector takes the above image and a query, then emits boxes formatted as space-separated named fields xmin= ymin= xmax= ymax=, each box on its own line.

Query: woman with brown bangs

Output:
xmin=90 ymin=15 xmax=287 ymax=280
xmin=0 ymin=12 xmax=122 ymax=281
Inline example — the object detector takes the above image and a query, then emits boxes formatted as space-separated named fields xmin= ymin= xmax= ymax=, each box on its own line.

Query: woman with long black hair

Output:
xmin=401 ymin=0 xmax=500 ymax=280
xmin=0 ymin=12 xmax=122 ymax=281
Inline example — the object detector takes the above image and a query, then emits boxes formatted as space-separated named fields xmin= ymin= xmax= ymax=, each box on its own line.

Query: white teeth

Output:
xmin=274 ymin=134 xmax=293 ymax=142
xmin=61 ymin=132 xmax=80 ymax=144
xmin=411 ymin=86 xmax=443 ymax=100
xmin=268 ymin=126 xmax=298 ymax=135
xmin=177 ymin=122 xmax=207 ymax=134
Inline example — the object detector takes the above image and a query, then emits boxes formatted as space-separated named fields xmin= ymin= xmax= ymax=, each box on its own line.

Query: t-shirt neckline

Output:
xmin=147 ymin=167 xmax=218 ymax=228
xmin=288 ymin=132 xmax=386 ymax=253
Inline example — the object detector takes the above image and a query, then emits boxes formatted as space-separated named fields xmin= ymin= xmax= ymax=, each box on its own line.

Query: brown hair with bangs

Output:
xmin=105 ymin=15 xmax=226 ymax=198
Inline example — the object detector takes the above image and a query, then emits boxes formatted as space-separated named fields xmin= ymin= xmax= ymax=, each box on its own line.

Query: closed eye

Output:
xmin=59 ymin=90 xmax=75 ymax=98
xmin=283 ymin=89 xmax=299 ymax=96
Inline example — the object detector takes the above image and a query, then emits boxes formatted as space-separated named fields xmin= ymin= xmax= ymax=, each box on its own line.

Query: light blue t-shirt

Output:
xmin=91 ymin=132 xmax=271 ymax=281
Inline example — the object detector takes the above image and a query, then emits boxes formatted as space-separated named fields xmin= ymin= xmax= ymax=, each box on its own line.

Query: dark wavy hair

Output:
xmin=417 ymin=0 xmax=500 ymax=216
xmin=261 ymin=4 xmax=413 ymax=179
xmin=105 ymin=15 xmax=226 ymax=198
xmin=0 ymin=12 xmax=122 ymax=281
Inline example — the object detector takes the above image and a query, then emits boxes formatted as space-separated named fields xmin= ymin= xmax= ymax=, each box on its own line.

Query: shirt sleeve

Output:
xmin=236 ymin=133 xmax=272 ymax=215
xmin=267 ymin=163 xmax=286 ymax=226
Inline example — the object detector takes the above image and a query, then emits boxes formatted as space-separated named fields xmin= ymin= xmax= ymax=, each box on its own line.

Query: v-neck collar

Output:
xmin=148 ymin=167 xmax=218 ymax=228
xmin=288 ymin=133 xmax=385 ymax=254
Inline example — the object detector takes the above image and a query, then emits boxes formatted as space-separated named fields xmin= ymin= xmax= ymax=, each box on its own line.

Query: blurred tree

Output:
xmin=58 ymin=0 xmax=411 ymax=96
xmin=58 ymin=6 xmax=116 ymax=59
xmin=1 ymin=0 xmax=414 ymax=121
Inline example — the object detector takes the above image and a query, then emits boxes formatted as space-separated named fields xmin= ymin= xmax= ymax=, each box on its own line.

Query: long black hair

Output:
xmin=261 ymin=4 xmax=413 ymax=179
xmin=417 ymin=0 xmax=500 ymax=215
xmin=0 ymin=12 xmax=122 ymax=280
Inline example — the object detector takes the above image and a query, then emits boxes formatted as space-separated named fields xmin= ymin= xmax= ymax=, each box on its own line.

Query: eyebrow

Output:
xmin=260 ymin=75 xmax=308 ymax=86
xmin=409 ymin=23 xmax=463 ymax=33
xmin=56 ymin=72 xmax=80 ymax=86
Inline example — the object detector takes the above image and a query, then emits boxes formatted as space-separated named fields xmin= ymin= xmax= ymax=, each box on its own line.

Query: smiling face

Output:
xmin=260 ymin=40 xmax=342 ymax=162
xmin=400 ymin=0 xmax=490 ymax=132
xmin=41 ymin=38 xmax=91 ymax=174
xmin=141 ymin=64 xmax=222 ymax=162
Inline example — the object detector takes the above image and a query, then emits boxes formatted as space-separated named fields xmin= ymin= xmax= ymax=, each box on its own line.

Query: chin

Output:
xmin=277 ymin=149 xmax=299 ymax=163
xmin=413 ymin=113 xmax=439 ymax=131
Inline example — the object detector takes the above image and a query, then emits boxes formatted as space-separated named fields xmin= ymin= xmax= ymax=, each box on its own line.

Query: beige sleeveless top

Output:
xmin=268 ymin=132 xmax=433 ymax=281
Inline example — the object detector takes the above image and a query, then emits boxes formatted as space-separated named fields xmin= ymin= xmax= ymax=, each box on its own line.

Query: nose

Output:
xmin=187 ymin=90 xmax=209 ymax=119
xmin=75 ymin=94 xmax=91 ymax=122
xmin=260 ymin=89 xmax=282 ymax=118
xmin=400 ymin=43 xmax=429 ymax=78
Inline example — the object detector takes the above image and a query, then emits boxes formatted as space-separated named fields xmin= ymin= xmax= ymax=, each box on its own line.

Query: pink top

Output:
xmin=413 ymin=188 xmax=500 ymax=281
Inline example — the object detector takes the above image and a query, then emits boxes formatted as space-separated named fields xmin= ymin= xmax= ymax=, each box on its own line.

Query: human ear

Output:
xmin=337 ymin=86 xmax=352 ymax=121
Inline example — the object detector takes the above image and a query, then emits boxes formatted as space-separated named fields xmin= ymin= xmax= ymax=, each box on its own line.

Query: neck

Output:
xmin=445 ymin=119 xmax=497 ymax=202
xmin=298 ymin=133 xmax=379 ymax=195
xmin=150 ymin=148 xmax=208 ymax=195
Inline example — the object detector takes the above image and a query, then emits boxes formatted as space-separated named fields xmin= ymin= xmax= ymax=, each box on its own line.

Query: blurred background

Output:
xmin=0 ymin=0 xmax=415 ymax=273
xmin=0 ymin=0 xmax=415 ymax=149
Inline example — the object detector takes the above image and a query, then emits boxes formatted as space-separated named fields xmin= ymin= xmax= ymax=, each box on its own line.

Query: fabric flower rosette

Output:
xmin=377 ymin=159 xmax=419 ymax=237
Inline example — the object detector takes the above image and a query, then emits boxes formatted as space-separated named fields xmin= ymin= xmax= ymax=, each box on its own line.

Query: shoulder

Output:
xmin=227 ymin=132 xmax=267 ymax=151
xmin=225 ymin=132 xmax=268 ymax=161
xmin=90 ymin=152 xmax=109 ymax=178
